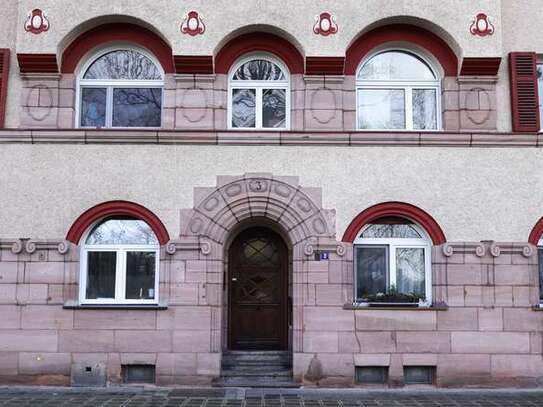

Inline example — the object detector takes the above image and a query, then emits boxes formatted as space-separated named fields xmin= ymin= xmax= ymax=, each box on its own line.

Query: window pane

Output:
xmin=84 ymin=50 xmax=162 ymax=80
xmin=86 ymin=251 xmax=116 ymax=299
xmin=232 ymin=89 xmax=256 ymax=128
xmin=112 ymin=88 xmax=162 ymax=127
xmin=358 ymin=89 xmax=405 ymax=129
xmin=126 ymin=252 xmax=156 ymax=300
xmin=356 ymin=246 xmax=387 ymax=299
xmin=358 ymin=51 xmax=435 ymax=81
xmin=87 ymin=219 xmax=158 ymax=245
xmin=396 ymin=248 xmax=425 ymax=297
xmin=361 ymin=224 xmax=422 ymax=239
xmin=232 ymin=60 xmax=286 ymax=80
xmin=538 ymin=65 xmax=543 ymax=126
xmin=262 ymin=89 xmax=286 ymax=128
xmin=539 ymin=248 xmax=543 ymax=302
xmin=413 ymin=89 xmax=437 ymax=130
xmin=80 ymin=88 xmax=107 ymax=127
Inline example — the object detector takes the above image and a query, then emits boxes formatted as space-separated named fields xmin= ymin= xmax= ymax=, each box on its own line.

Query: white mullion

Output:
xmin=80 ymin=249 xmax=88 ymax=304
xmin=154 ymin=249 xmax=160 ymax=302
xmin=106 ymin=86 xmax=113 ymax=128
xmin=405 ymin=87 xmax=413 ymax=130
xmin=389 ymin=244 xmax=397 ymax=290
xmin=256 ymin=87 xmax=263 ymax=128
xmin=115 ymin=249 xmax=125 ymax=302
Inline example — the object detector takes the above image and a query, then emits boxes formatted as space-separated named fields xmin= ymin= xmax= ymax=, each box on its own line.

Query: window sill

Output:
xmin=531 ymin=305 xmax=543 ymax=311
xmin=344 ymin=303 xmax=448 ymax=311
xmin=63 ymin=301 xmax=168 ymax=310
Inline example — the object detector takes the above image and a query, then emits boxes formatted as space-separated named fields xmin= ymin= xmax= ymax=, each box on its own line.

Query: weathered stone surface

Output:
xmin=503 ymin=308 xmax=543 ymax=331
xmin=303 ymin=331 xmax=338 ymax=353
xmin=355 ymin=310 xmax=436 ymax=331
xmin=437 ymin=354 xmax=491 ymax=377
xmin=157 ymin=306 xmax=211 ymax=330
xmin=19 ymin=353 xmax=71 ymax=375
xmin=74 ymin=310 xmax=156 ymax=330
xmin=491 ymin=355 xmax=543 ymax=377
xmin=396 ymin=331 xmax=451 ymax=353
xmin=0 ymin=330 xmax=57 ymax=352
xmin=172 ymin=330 xmax=210 ymax=352
xmin=437 ymin=308 xmax=477 ymax=331
xmin=21 ymin=306 xmax=73 ymax=330
xmin=478 ymin=307 xmax=503 ymax=331
xmin=114 ymin=331 xmax=172 ymax=353
xmin=304 ymin=307 xmax=354 ymax=331
xmin=58 ymin=330 xmax=115 ymax=353
xmin=451 ymin=332 xmax=530 ymax=354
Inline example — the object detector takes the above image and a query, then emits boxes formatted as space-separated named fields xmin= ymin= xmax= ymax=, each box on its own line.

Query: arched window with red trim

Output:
xmin=66 ymin=201 xmax=169 ymax=305
xmin=344 ymin=202 xmax=446 ymax=307
xmin=529 ymin=218 xmax=543 ymax=305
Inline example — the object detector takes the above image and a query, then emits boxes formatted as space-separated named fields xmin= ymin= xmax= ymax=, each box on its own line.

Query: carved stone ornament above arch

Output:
xmin=179 ymin=174 xmax=338 ymax=251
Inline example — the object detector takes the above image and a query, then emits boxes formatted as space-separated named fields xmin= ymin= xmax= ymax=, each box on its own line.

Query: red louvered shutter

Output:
xmin=0 ymin=49 xmax=10 ymax=128
xmin=509 ymin=52 xmax=540 ymax=132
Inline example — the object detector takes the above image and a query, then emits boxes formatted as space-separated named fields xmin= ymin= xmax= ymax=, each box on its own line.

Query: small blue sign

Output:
xmin=320 ymin=252 xmax=329 ymax=260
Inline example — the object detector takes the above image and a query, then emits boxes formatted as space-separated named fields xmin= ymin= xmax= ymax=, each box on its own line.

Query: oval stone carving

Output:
xmin=203 ymin=196 xmax=220 ymax=212
xmin=225 ymin=183 xmax=243 ymax=197
xmin=248 ymin=179 xmax=268 ymax=193
xmin=296 ymin=198 xmax=311 ymax=213
xmin=312 ymin=217 xmax=326 ymax=234
xmin=274 ymin=183 xmax=292 ymax=198
xmin=310 ymin=88 xmax=336 ymax=124
xmin=189 ymin=217 xmax=203 ymax=234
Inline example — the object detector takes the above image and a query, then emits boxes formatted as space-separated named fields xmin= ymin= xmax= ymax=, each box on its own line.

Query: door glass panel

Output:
xmin=413 ymin=89 xmax=437 ymax=130
xmin=86 ymin=251 xmax=116 ymax=299
xmin=358 ymin=89 xmax=405 ymax=129
xmin=125 ymin=251 xmax=156 ymax=300
xmin=81 ymin=87 xmax=107 ymax=127
xmin=356 ymin=246 xmax=388 ymax=299
xmin=112 ymin=88 xmax=162 ymax=127
xmin=232 ymin=89 xmax=256 ymax=128
xmin=262 ymin=89 xmax=286 ymax=128
xmin=396 ymin=247 xmax=425 ymax=297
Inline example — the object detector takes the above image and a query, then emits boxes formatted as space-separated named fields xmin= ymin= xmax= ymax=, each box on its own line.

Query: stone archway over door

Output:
xmin=176 ymin=173 xmax=347 ymax=355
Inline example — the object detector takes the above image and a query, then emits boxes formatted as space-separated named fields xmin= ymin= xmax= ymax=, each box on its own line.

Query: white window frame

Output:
xmin=227 ymin=53 xmax=290 ymax=130
xmin=79 ymin=222 xmax=160 ymax=305
xmin=353 ymin=223 xmax=432 ymax=306
xmin=538 ymin=238 xmax=543 ymax=306
xmin=356 ymin=48 xmax=442 ymax=131
xmin=75 ymin=45 xmax=165 ymax=129
xmin=537 ymin=60 xmax=543 ymax=132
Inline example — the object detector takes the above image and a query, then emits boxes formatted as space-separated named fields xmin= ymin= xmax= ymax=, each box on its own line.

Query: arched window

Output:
xmin=77 ymin=47 xmax=164 ymax=128
xmin=80 ymin=217 xmax=159 ymax=304
xmin=354 ymin=218 xmax=432 ymax=305
xmin=356 ymin=50 xmax=440 ymax=131
xmin=228 ymin=55 xmax=290 ymax=130
xmin=539 ymin=238 xmax=543 ymax=305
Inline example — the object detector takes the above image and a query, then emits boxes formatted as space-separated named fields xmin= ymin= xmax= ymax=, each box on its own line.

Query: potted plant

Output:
xmin=363 ymin=285 xmax=424 ymax=307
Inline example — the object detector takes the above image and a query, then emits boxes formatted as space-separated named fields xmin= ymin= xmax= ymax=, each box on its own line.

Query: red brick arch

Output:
xmin=529 ymin=217 xmax=543 ymax=245
xmin=61 ymin=22 xmax=174 ymax=74
xmin=214 ymin=32 xmax=304 ymax=74
xmin=66 ymin=200 xmax=170 ymax=245
xmin=345 ymin=24 xmax=458 ymax=76
xmin=342 ymin=201 xmax=446 ymax=245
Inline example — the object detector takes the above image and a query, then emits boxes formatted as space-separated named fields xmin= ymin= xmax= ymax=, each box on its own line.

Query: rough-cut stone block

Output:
xmin=0 ymin=352 xmax=18 ymax=376
xmin=355 ymin=310 xmax=436 ymax=331
xmin=494 ymin=286 xmax=513 ymax=306
xmin=0 ymin=284 xmax=17 ymax=303
xmin=396 ymin=332 xmax=451 ymax=353
xmin=27 ymin=262 xmax=64 ymax=284
xmin=315 ymin=353 xmax=354 ymax=377
xmin=512 ymin=286 xmax=533 ymax=307
xmin=495 ymin=265 xmax=531 ymax=286
xmin=437 ymin=308 xmax=477 ymax=331
xmin=197 ymin=353 xmax=220 ymax=375
xmin=16 ymin=284 xmax=48 ymax=303
xmin=353 ymin=354 xmax=390 ymax=366
xmin=0 ymin=330 xmax=57 ymax=352
xmin=503 ymin=308 xmax=543 ymax=331
xmin=315 ymin=284 xmax=343 ymax=305
xmin=19 ymin=353 xmax=71 ymax=375
xmin=447 ymin=264 xmax=482 ymax=285
xmin=478 ymin=307 xmax=503 ymax=331
xmin=120 ymin=353 xmax=157 ymax=365
xmin=491 ymin=355 xmax=543 ymax=377
xmin=173 ymin=353 xmax=197 ymax=375
xmin=157 ymin=306 xmax=211 ymax=330
xmin=446 ymin=286 xmax=465 ymax=306
xmin=74 ymin=310 xmax=156 ymax=330
xmin=303 ymin=331 xmax=338 ymax=353
xmin=437 ymin=354 xmax=490 ymax=377
xmin=22 ymin=306 xmax=73 ymax=330
xmin=170 ymin=283 xmax=199 ymax=304
xmin=338 ymin=331 xmax=395 ymax=354
xmin=304 ymin=307 xmax=354 ymax=331
xmin=172 ymin=330 xmax=210 ymax=352
xmin=451 ymin=332 xmax=530 ymax=353
xmin=114 ymin=330 xmax=172 ymax=353
xmin=402 ymin=353 xmax=438 ymax=366
xmin=59 ymin=330 xmax=115 ymax=353
xmin=0 ymin=262 xmax=18 ymax=283
xmin=464 ymin=285 xmax=484 ymax=306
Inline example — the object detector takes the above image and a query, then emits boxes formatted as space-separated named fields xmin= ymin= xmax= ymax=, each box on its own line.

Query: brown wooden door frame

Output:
xmin=228 ymin=227 xmax=288 ymax=351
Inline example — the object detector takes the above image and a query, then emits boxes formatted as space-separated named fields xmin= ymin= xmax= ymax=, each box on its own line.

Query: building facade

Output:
xmin=1 ymin=0 xmax=543 ymax=388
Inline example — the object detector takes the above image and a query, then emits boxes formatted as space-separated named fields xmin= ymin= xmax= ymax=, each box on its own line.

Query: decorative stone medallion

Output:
xmin=181 ymin=11 xmax=205 ymax=36
xmin=313 ymin=12 xmax=338 ymax=36
xmin=24 ymin=9 xmax=50 ymax=34
xmin=470 ymin=13 xmax=494 ymax=37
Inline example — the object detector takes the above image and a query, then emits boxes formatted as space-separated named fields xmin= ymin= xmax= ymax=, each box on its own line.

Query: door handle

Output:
xmin=231 ymin=277 xmax=238 ymax=282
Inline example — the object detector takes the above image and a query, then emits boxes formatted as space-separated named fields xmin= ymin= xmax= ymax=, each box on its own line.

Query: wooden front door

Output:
xmin=229 ymin=227 xmax=288 ymax=350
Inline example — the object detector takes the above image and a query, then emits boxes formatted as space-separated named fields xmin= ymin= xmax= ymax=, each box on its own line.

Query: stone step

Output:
xmin=222 ymin=351 xmax=291 ymax=364
xmin=221 ymin=369 xmax=293 ymax=378
xmin=222 ymin=364 xmax=291 ymax=373
xmin=216 ymin=376 xmax=298 ymax=388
